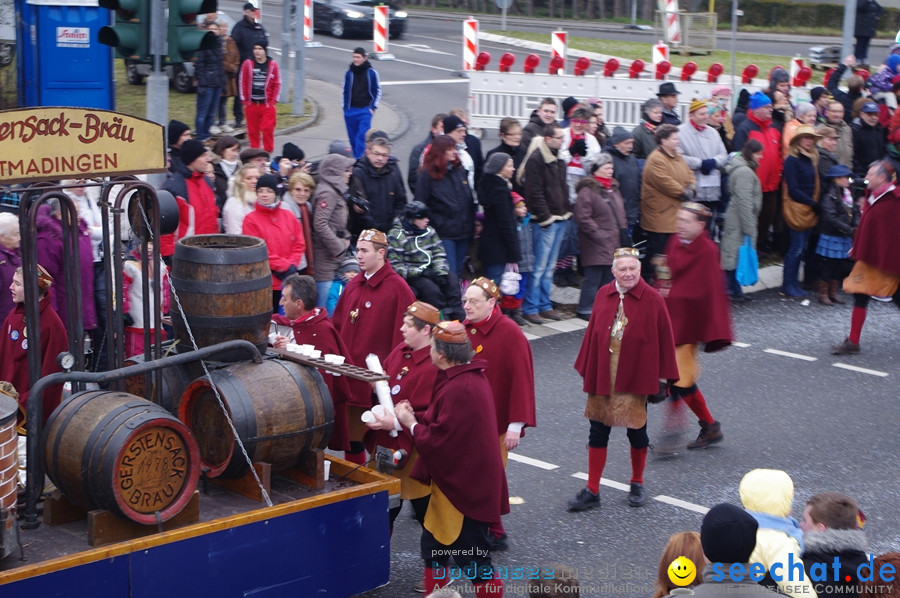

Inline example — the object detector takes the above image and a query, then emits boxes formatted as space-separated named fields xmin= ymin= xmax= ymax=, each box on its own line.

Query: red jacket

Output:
xmin=735 ymin=111 xmax=783 ymax=193
xmin=242 ymin=203 xmax=305 ymax=291
xmin=239 ymin=58 xmax=281 ymax=107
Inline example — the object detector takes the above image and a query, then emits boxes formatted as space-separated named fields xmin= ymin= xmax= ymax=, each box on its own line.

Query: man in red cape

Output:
xmin=395 ymin=321 xmax=506 ymax=597
xmin=463 ymin=276 xmax=536 ymax=551
xmin=569 ymin=248 xmax=677 ymax=512
xmin=832 ymin=159 xmax=900 ymax=355
xmin=271 ymin=274 xmax=361 ymax=452
xmin=660 ymin=203 xmax=733 ymax=451
xmin=333 ymin=229 xmax=415 ymax=464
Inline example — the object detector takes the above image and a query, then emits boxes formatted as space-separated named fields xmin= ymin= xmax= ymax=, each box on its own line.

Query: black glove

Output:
xmin=421 ymin=268 xmax=440 ymax=281
xmin=647 ymin=380 xmax=669 ymax=404
xmin=811 ymin=201 xmax=821 ymax=214
xmin=700 ymin=158 xmax=717 ymax=175
xmin=569 ymin=138 xmax=587 ymax=157
xmin=284 ymin=265 xmax=298 ymax=278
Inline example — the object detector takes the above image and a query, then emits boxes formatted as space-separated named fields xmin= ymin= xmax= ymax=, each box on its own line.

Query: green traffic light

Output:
xmin=98 ymin=0 xmax=149 ymax=60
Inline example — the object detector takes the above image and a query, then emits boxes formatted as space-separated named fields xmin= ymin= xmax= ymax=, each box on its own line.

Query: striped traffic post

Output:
xmin=660 ymin=0 xmax=681 ymax=44
xmin=374 ymin=5 xmax=388 ymax=54
xmin=304 ymin=0 xmax=321 ymax=48
xmin=551 ymin=30 xmax=567 ymax=74
xmin=463 ymin=17 xmax=478 ymax=71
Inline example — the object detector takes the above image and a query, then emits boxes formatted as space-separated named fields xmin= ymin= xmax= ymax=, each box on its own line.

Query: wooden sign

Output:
xmin=0 ymin=107 xmax=166 ymax=184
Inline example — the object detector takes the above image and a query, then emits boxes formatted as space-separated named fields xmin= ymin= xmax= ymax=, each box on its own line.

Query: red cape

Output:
xmin=332 ymin=262 xmax=416 ymax=408
xmin=465 ymin=306 xmax=536 ymax=434
xmin=575 ymin=278 xmax=679 ymax=395
xmin=367 ymin=343 xmax=438 ymax=456
xmin=852 ymin=188 xmax=900 ymax=276
xmin=273 ymin=308 xmax=361 ymax=451
xmin=663 ymin=234 xmax=734 ymax=352
xmin=410 ymin=360 xmax=509 ymax=523
xmin=0 ymin=295 xmax=69 ymax=423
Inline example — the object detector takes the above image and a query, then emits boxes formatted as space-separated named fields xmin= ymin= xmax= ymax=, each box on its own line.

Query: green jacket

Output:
xmin=387 ymin=218 xmax=450 ymax=279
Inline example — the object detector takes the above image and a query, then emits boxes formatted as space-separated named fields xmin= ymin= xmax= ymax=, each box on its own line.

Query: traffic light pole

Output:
xmin=147 ymin=0 xmax=169 ymax=186
xmin=291 ymin=0 xmax=305 ymax=115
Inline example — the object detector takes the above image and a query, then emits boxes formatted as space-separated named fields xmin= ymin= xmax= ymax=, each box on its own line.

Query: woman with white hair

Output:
xmin=573 ymin=153 xmax=627 ymax=320
xmin=782 ymin=102 xmax=818 ymax=154
xmin=222 ymin=163 xmax=259 ymax=234
xmin=0 ymin=212 xmax=21 ymax=322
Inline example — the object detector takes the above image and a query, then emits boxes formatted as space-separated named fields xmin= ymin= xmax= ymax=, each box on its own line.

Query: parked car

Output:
xmin=313 ymin=0 xmax=407 ymax=40
xmin=124 ymin=11 xmax=236 ymax=94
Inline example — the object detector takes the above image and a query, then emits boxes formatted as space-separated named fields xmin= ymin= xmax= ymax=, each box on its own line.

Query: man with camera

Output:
xmin=387 ymin=202 xmax=464 ymax=320
xmin=348 ymin=132 xmax=407 ymax=240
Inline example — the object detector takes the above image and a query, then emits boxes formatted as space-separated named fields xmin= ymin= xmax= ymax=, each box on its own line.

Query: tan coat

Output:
xmin=640 ymin=147 xmax=695 ymax=234
xmin=222 ymin=36 xmax=240 ymax=98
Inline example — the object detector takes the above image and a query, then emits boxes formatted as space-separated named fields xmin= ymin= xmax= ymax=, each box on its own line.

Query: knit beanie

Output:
xmin=180 ymin=139 xmax=207 ymax=166
xmin=749 ymin=91 xmax=773 ymax=110
xmin=442 ymin=115 xmax=466 ymax=134
xmin=168 ymin=120 xmax=190 ymax=146
xmin=561 ymin=96 xmax=579 ymax=117
xmin=889 ymin=54 xmax=900 ymax=74
xmin=701 ymin=503 xmax=759 ymax=564
xmin=484 ymin=152 xmax=511 ymax=175
xmin=689 ymin=98 xmax=708 ymax=113
xmin=256 ymin=173 xmax=280 ymax=193
xmin=282 ymin=142 xmax=304 ymax=162
xmin=610 ymin=126 xmax=633 ymax=145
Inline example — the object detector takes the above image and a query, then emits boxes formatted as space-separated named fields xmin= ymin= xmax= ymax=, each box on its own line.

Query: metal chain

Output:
xmin=136 ymin=199 xmax=273 ymax=507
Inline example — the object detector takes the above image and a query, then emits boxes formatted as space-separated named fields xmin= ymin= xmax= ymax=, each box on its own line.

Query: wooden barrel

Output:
xmin=0 ymin=393 xmax=18 ymax=513
xmin=170 ymin=234 xmax=272 ymax=360
xmin=178 ymin=359 xmax=333 ymax=479
xmin=44 ymin=391 xmax=200 ymax=525
xmin=123 ymin=348 xmax=203 ymax=415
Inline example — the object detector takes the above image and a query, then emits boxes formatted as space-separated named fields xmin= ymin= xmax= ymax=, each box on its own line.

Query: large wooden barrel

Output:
xmin=178 ymin=359 xmax=333 ymax=479
xmin=170 ymin=234 xmax=272 ymax=360
xmin=123 ymin=347 xmax=203 ymax=415
xmin=44 ymin=391 xmax=200 ymax=524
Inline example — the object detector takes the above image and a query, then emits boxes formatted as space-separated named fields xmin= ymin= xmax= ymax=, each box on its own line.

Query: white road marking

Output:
xmin=832 ymin=363 xmax=889 ymax=377
xmin=391 ymin=43 xmax=454 ymax=55
xmin=732 ymin=342 xmax=751 ymax=348
xmin=380 ymin=79 xmax=468 ymax=86
xmin=543 ymin=319 xmax=588 ymax=333
xmin=507 ymin=453 xmax=559 ymax=470
xmin=763 ymin=348 xmax=817 ymax=361
xmin=571 ymin=472 xmax=629 ymax=492
xmin=654 ymin=495 xmax=710 ymax=515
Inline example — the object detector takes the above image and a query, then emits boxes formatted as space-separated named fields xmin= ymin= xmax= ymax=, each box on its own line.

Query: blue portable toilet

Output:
xmin=17 ymin=0 xmax=114 ymax=109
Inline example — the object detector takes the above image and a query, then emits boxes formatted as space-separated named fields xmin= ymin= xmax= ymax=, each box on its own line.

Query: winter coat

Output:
xmin=827 ymin=63 xmax=864 ymax=123
xmin=342 ymin=61 xmax=381 ymax=111
xmin=521 ymin=109 xmax=550 ymax=150
xmin=0 ymin=244 xmax=21 ymax=323
xmin=817 ymin=147 xmax=840 ymax=188
xmin=222 ymin=193 xmax=254 ymax=234
xmin=486 ymin=141 xmax=527 ymax=195
xmin=640 ymin=147 xmax=695 ymax=234
xmin=477 ymin=173 xmax=521 ymax=266
xmin=607 ymin=144 xmax=641 ymax=227
xmin=348 ymin=155 xmax=407 ymax=235
xmin=312 ymin=155 xmax=353 ymax=282
xmin=678 ymin=122 xmax=728 ymax=202
xmin=221 ymin=36 xmax=240 ymax=98
xmin=521 ymin=140 xmax=571 ymax=226
xmin=631 ymin=121 xmax=658 ymax=160
xmin=852 ymin=120 xmax=886 ymax=175
xmin=825 ymin=119 xmax=854 ymax=168
xmin=687 ymin=565 xmax=780 ymax=597
xmin=819 ymin=184 xmax=860 ymax=237
xmin=195 ymin=40 xmax=225 ymax=88
xmin=465 ymin=133 xmax=484 ymax=185
xmin=386 ymin=218 xmax=449 ymax=279
xmin=733 ymin=110 xmax=783 ymax=193
xmin=242 ymin=201 xmax=306 ymax=291
xmin=415 ymin=163 xmax=475 ymax=241
xmin=721 ymin=155 xmax=762 ymax=271
xmin=740 ymin=469 xmax=816 ymax=598
xmin=855 ymin=0 xmax=883 ymax=38
xmin=515 ymin=214 xmax=535 ymax=273
xmin=407 ymin=131 xmax=435 ymax=193
xmin=782 ymin=149 xmax=820 ymax=231
xmin=230 ymin=16 xmax=268 ymax=63
xmin=239 ymin=57 xmax=281 ymax=107
xmin=802 ymin=529 xmax=869 ymax=598
xmin=212 ymin=159 xmax=239 ymax=211
xmin=573 ymin=177 xmax=626 ymax=267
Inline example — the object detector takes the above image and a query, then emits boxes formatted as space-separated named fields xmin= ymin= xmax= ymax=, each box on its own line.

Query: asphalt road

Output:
xmin=354 ymin=289 xmax=900 ymax=597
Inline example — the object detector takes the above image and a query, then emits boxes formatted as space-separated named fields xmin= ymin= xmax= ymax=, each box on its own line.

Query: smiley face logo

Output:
xmin=667 ymin=556 xmax=697 ymax=587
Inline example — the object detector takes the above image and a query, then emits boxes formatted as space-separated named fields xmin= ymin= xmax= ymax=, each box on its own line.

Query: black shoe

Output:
xmin=509 ymin=309 xmax=528 ymax=326
xmin=487 ymin=533 xmax=508 ymax=552
xmin=628 ymin=482 xmax=646 ymax=507
xmin=576 ymin=312 xmax=591 ymax=321
xmin=831 ymin=337 xmax=860 ymax=355
xmin=567 ymin=488 xmax=600 ymax=512
xmin=522 ymin=313 xmax=545 ymax=325
xmin=687 ymin=420 xmax=724 ymax=449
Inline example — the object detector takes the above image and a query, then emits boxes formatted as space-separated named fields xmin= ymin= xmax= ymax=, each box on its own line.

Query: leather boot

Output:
xmin=817 ymin=281 xmax=833 ymax=305
xmin=687 ymin=421 xmax=723 ymax=449
xmin=829 ymin=280 xmax=846 ymax=304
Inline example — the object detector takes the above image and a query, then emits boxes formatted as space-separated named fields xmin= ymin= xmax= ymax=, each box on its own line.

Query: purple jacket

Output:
xmin=35 ymin=205 xmax=96 ymax=331
xmin=0 ymin=243 xmax=21 ymax=323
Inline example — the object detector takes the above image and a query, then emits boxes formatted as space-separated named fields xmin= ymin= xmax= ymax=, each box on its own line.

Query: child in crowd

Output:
xmin=815 ymin=164 xmax=860 ymax=305
xmin=739 ymin=468 xmax=816 ymax=598
xmin=800 ymin=491 xmax=869 ymax=596
xmin=326 ymin=252 xmax=360 ymax=316
xmin=499 ymin=193 xmax=533 ymax=326
xmin=653 ymin=532 xmax=705 ymax=598
xmin=122 ymin=242 xmax=171 ymax=358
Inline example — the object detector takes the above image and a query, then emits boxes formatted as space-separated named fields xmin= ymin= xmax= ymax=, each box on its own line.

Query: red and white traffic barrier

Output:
xmin=652 ymin=41 xmax=669 ymax=66
xmin=463 ymin=18 xmax=479 ymax=71
xmin=551 ymin=30 xmax=567 ymax=74
xmin=373 ymin=5 xmax=388 ymax=54
xmin=663 ymin=0 xmax=681 ymax=44
xmin=304 ymin=0 xmax=312 ymax=42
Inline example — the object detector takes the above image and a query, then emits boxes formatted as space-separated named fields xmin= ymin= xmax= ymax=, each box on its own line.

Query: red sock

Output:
xmin=343 ymin=450 xmax=367 ymax=466
xmin=587 ymin=447 xmax=607 ymax=494
xmin=474 ymin=577 xmax=504 ymax=597
xmin=682 ymin=386 xmax=715 ymax=424
xmin=850 ymin=306 xmax=867 ymax=344
xmin=630 ymin=447 xmax=648 ymax=485
xmin=424 ymin=567 xmax=451 ymax=594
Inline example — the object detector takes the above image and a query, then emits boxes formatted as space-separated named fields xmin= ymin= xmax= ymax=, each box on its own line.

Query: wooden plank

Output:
xmin=43 ymin=491 xmax=87 ymax=527
xmin=209 ymin=462 xmax=271 ymax=502
xmin=87 ymin=491 xmax=200 ymax=547
xmin=280 ymin=449 xmax=324 ymax=489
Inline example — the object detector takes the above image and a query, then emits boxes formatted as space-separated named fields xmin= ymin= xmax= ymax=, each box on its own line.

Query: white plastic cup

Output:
xmin=286 ymin=343 xmax=300 ymax=353
xmin=360 ymin=410 xmax=375 ymax=423
xmin=309 ymin=350 xmax=322 ymax=359
xmin=323 ymin=460 xmax=331 ymax=481
xmin=298 ymin=344 xmax=314 ymax=355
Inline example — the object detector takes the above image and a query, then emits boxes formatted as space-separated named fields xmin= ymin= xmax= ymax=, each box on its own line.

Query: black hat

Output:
xmin=404 ymin=201 xmax=429 ymax=220
xmin=810 ymin=86 xmax=831 ymax=103
xmin=243 ymin=2 xmax=256 ymax=10
xmin=282 ymin=142 xmax=304 ymax=162
xmin=240 ymin=147 xmax=269 ymax=163
xmin=167 ymin=119 xmax=190 ymax=146
xmin=701 ymin=503 xmax=759 ymax=564
xmin=253 ymin=39 xmax=267 ymax=50
xmin=180 ymin=139 xmax=207 ymax=166
xmin=610 ymin=126 xmax=633 ymax=145
xmin=256 ymin=173 xmax=280 ymax=192
xmin=562 ymin=96 xmax=579 ymax=117
xmin=657 ymin=82 xmax=681 ymax=97
xmin=328 ymin=140 xmax=354 ymax=158
xmin=353 ymin=47 xmax=367 ymax=56
xmin=442 ymin=115 xmax=466 ymax=134
xmin=484 ymin=152 xmax=511 ymax=175
xmin=368 ymin=130 xmax=390 ymax=143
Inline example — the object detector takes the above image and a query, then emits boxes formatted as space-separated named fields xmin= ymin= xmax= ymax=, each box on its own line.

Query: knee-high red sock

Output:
xmin=682 ymin=386 xmax=715 ymax=423
xmin=424 ymin=567 xmax=451 ymax=594
xmin=850 ymin=306 xmax=867 ymax=344
xmin=630 ymin=447 xmax=648 ymax=485
xmin=587 ymin=447 xmax=607 ymax=494
xmin=474 ymin=577 xmax=504 ymax=597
